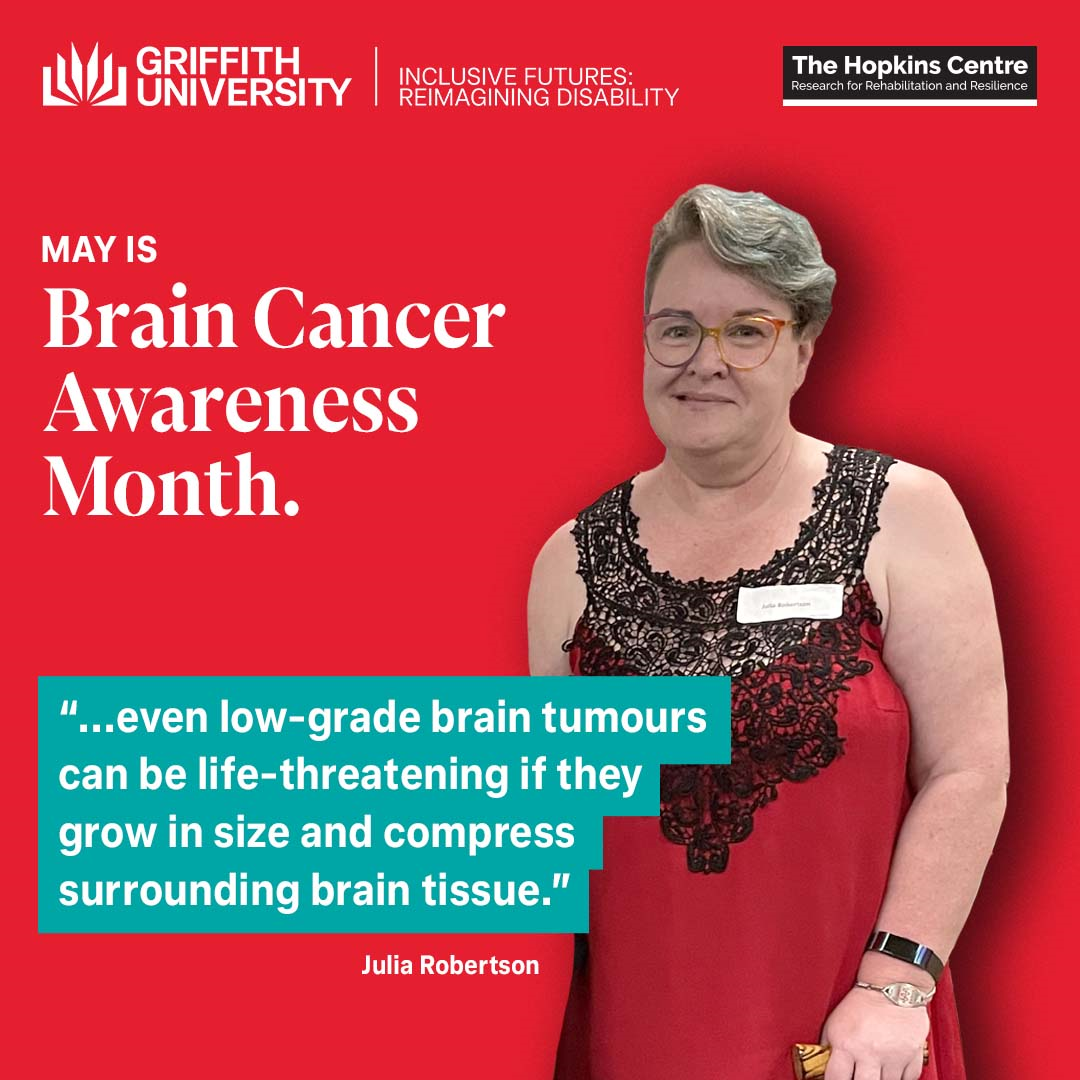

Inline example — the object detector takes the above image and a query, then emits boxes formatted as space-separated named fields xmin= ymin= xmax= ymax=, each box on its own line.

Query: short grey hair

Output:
xmin=645 ymin=185 xmax=836 ymax=336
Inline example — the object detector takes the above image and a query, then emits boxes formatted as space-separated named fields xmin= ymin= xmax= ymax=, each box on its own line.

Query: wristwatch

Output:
xmin=864 ymin=931 xmax=944 ymax=982
xmin=854 ymin=980 xmax=936 ymax=1008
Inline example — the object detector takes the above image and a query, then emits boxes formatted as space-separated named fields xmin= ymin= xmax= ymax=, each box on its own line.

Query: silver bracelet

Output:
xmin=854 ymin=980 xmax=936 ymax=1008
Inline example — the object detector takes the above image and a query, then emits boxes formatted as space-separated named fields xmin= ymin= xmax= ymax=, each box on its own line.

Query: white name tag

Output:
xmin=736 ymin=583 xmax=844 ymax=624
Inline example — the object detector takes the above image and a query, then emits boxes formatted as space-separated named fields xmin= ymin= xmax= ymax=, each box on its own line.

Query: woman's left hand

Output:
xmin=820 ymin=986 xmax=929 ymax=1080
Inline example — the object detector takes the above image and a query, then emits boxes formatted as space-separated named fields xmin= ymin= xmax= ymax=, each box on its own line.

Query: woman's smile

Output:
xmin=672 ymin=391 xmax=737 ymax=407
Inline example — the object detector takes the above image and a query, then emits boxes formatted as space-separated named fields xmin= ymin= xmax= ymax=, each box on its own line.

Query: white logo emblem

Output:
xmin=43 ymin=44 xmax=127 ymax=106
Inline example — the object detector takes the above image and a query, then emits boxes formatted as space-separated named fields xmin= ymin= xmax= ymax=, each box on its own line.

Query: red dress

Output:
xmin=554 ymin=446 xmax=966 ymax=1080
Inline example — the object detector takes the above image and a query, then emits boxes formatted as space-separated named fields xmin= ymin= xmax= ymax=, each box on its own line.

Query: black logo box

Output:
xmin=782 ymin=46 xmax=1037 ymax=100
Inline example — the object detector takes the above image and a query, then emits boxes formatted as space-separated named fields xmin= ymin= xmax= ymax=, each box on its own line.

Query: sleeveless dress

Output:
xmin=553 ymin=446 xmax=966 ymax=1080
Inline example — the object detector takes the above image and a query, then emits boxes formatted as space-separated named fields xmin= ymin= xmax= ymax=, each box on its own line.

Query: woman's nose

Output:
xmin=688 ymin=329 xmax=729 ymax=376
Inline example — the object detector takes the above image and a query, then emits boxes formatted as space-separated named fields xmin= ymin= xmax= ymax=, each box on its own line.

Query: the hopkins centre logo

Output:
xmin=43 ymin=44 xmax=127 ymax=106
xmin=42 ymin=43 xmax=351 ymax=108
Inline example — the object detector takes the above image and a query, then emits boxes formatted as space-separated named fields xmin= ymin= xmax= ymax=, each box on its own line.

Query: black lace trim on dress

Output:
xmin=565 ymin=446 xmax=896 ymax=873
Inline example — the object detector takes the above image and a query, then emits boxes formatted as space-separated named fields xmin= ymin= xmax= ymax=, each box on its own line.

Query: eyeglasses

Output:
xmin=643 ymin=312 xmax=794 ymax=370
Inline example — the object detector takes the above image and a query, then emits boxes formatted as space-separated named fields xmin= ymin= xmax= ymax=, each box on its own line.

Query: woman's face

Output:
xmin=644 ymin=241 xmax=814 ymax=456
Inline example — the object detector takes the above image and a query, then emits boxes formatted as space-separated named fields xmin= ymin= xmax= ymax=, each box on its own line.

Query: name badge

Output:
xmin=736 ymin=583 xmax=844 ymax=624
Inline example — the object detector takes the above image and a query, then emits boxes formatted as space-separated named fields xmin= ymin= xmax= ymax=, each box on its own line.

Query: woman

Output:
xmin=528 ymin=186 xmax=1008 ymax=1080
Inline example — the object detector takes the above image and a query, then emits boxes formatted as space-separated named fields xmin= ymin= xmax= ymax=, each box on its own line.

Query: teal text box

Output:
xmin=39 ymin=675 xmax=730 ymax=932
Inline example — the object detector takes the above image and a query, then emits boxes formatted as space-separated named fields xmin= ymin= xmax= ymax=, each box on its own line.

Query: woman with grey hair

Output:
xmin=529 ymin=185 xmax=1007 ymax=1080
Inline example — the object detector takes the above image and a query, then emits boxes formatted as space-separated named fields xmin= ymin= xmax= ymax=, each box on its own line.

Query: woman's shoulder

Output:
xmin=531 ymin=474 xmax=637 ymax=595
xmin=863 ymin=454 xmax=975 ymax=611
xmin=822 ymin=447 xmax=968 ymax=636
xmin=828 ymin=445 xmax=959 ymax=522
xmin=874 ymin=457 xmax=963 ymax=533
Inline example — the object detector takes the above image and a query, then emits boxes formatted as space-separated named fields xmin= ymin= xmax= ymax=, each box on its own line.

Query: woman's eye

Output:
xmin=661 ymin=324 xmax=692 ymax=339
xmin=727 ymin=323 xmax=768 ymax=339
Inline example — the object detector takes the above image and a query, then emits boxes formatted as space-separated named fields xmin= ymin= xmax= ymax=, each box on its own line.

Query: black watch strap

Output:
xmin=864 ymin=931 xmax=944 ymax=982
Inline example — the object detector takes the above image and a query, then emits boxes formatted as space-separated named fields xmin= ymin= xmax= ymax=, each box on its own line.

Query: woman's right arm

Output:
xmin=527 ymin=521 xmax=587 ymax=676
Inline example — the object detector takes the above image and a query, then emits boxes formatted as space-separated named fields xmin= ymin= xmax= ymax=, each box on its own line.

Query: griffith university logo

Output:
xmin=43 ymin=44 xmax=127 ymax=106
xmin=41 ymin=44 xmax=350 ymax=108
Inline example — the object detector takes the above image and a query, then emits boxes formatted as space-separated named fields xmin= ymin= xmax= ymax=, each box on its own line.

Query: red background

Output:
xmin=6 ymin=2 xmax=1073 ymax=1076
